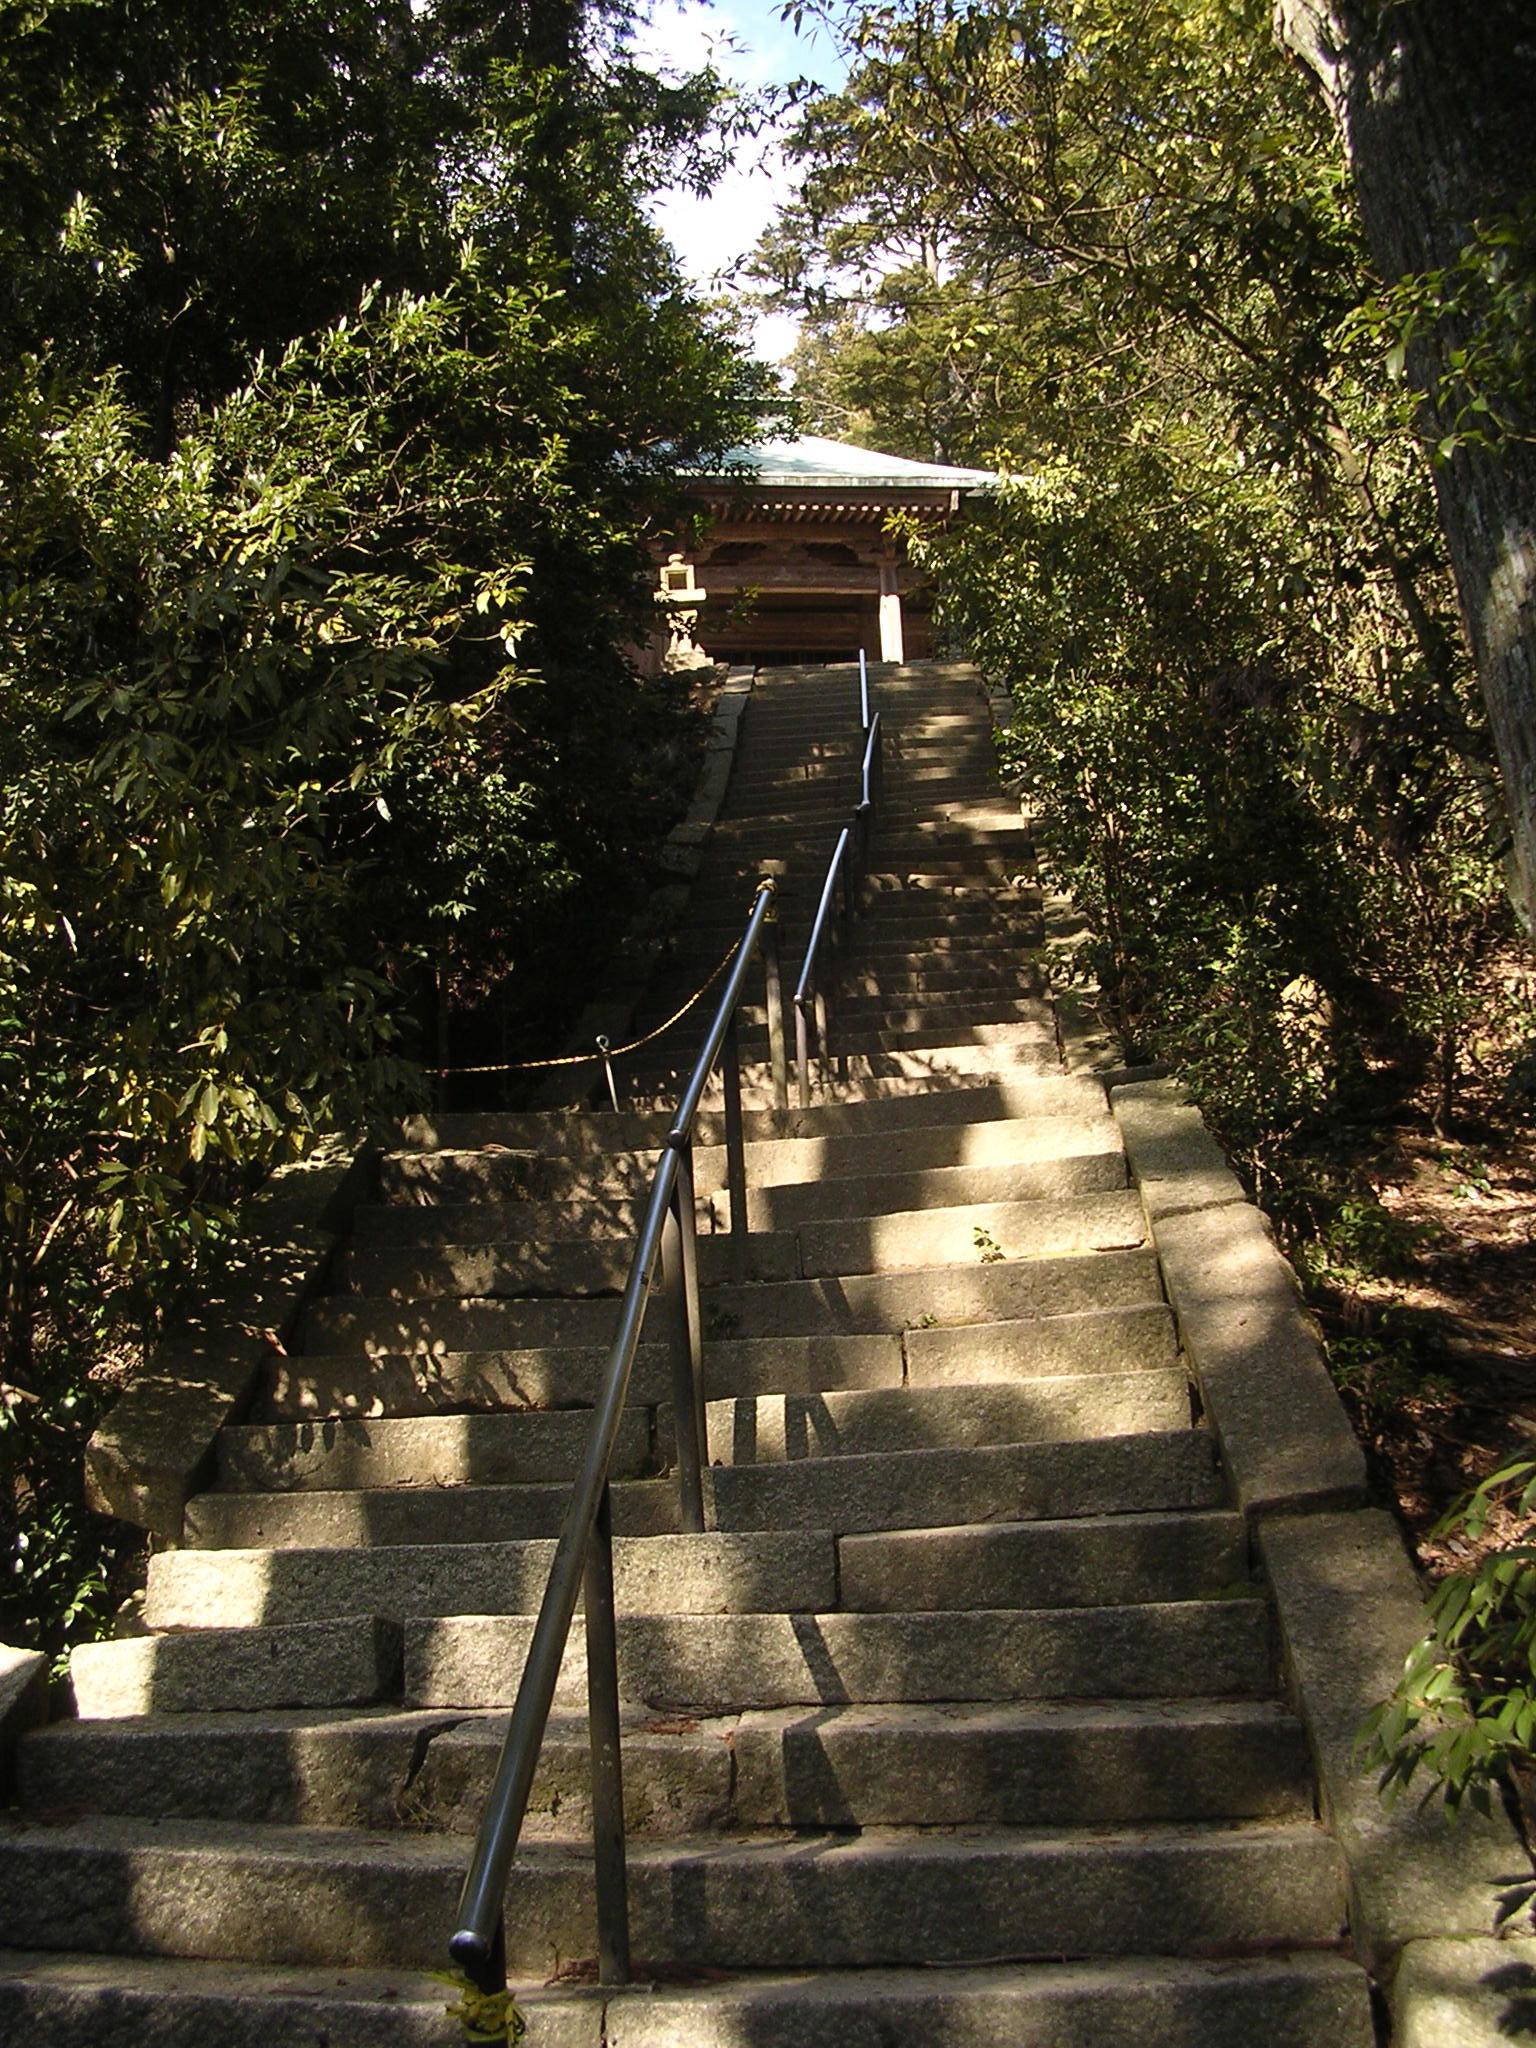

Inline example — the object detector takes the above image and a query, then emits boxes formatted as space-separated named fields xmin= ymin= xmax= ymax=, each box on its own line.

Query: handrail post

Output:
xmin=583 ymin=1478 xmax=630 ymax=1986
xmin=660 ymin=1154 xmax=705 ymax=1534
xmin=794 ymin=992 xmax=812 ymax=1110
xmin=762 ymin=899 xmax=788 ymax=1112
xmin=859 ymin=646 xmax=870 ymax=733
xmin=722 ymin=1011 xmax=749 ymax=1286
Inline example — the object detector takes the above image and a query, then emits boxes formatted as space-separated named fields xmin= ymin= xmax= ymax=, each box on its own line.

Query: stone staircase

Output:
xmin=0 ymin=661 xmax=1377 ymax=2043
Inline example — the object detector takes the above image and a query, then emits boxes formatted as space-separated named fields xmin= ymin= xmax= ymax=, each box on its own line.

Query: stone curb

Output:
xmin=1389 ymin=1935 xmax=1536 ymax=2045
xmin=83 ymin=1147 xmax=376 ymax=1545
xmin=1110 ymin=1080 xmax=1365 ymax=1519
xmin=1105 ymin=1071 xmax=1534 ymax=2038
xmin=0 ymin=1647 xmax=49 ymax=1791
xmin=1258 ymin=1513 xmax=1525 ymax=1982
xmin=532 ymin=666 xmax=756 ymax=1110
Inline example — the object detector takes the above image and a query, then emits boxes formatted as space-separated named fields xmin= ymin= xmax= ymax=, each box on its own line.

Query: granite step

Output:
xmin=0 ymin=1812 xmax=1350 ymax=1974
xmin=408 ymin=1595 xmax=1276 ymax=1712
xmin=18 ymin=1694 xmax=1311 ymax=1834
xmin=179 ymin=1431 xmax=1222 ymax=1554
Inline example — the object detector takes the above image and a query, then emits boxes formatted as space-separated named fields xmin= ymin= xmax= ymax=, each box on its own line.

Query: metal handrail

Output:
xmin=792 ymin=669 xmax=883 ymax=1105
xmin=449 ymin=877 xmax=784 ymax=2004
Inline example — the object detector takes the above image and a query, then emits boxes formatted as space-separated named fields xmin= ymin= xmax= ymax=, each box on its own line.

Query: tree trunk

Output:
xmin=1275 ymin=0 xmax=1536 ymax=928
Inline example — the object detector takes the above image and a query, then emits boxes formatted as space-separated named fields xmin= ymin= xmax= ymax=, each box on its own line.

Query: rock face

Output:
xmin=2 ymin=662 xmax=1387 ymax=2043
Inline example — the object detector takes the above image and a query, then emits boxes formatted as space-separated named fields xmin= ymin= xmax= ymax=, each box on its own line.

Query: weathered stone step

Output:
xmin=215 ymin=1408 xmax=659 ymax=1495
xmin=700 ymin=1245 xmax=1162 ymax=1339
xmin=0 ymin=1951 xmax=515 ymax=2048
xmin=19 ymin=1707 xmax=735 ymax=1839
xmin=261 ymin=1332 xmax=908 ymax=1422
xmin=902 ymin=1304 xmax=1178 ymax=1381
xmin=411 ymin=1596 xmax=1275 ymax=1712
xmin=615 ymin=1045 xmax=1063 ymax=1109
xmin=717 ymin=1151 xmax=1127 ymax=1230
xmin=19 ymin=1694 xmax=1310 ymax=1836
xmin=839 ymin=1508 xmax=1245 ymax=1611
xmin=703 ymin=1370 xmax=1190 ymax=1463
xmin=339 ymin=1225 xmax=799 ymax=1300
xmin=376 ymin=1106 xmax=1120 ymax=1218
xmin=182 ymin=1428 xmax=1220 ymax=1553
xmin=146 ymin=1530 xmax=836 ymax=1629
xmin=0 ymin=1813 xmax=1349 ymax=1973
xmin=395 ymin=1074 xmax=1109 ymax=1158
xmin=429 ymin=1697 xmax=1310 ymax=1830
xmin=0 ymin=1950 xmax=1374 ymax=2048
xmin=587 ymin=1954 xmax=1375 ymax=2048
xmin=839 ymin=961 xmax=1044 ymax=996
xmin=261 ymin=1340 xmax=675 ymax=1419
xmin=306 ymin=1245 xmax=1161 ymax=1353
xmin=226 ymin=1368 xmax=1186 ymax=1499
xmin=69 ymin=1619 xmax=403 ymax=1718
xmin=828 ymin=999 xmax=1055 ymax=1036
xmin=340 ymin=1189 xmax=1145 ymax=1302
xmin=794 ymin=1188 xmax=1146 ymax=1276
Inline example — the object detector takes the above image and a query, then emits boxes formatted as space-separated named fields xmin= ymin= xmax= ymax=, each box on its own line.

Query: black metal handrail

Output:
xmin=449 ymin=877 xmax=784 ymax=2004
xmin=792 ymin=667 xmax=883 ymax=1106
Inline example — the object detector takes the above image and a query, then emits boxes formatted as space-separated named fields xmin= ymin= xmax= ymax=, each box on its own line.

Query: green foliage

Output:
xmin=0 ymin=0 xmax=772 ymax=1657
xmin=773 ymin=0 xmax=1521 ymax=1184
xmin=1359 ymin=1461 xmax=1536 ymax=1819
xmin=1352 ymin=198 xmax=1536 ymax=458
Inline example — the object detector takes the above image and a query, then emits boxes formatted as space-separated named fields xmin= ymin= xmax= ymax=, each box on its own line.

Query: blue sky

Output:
xmin=631 ymin=1 xmax=848 ymax=360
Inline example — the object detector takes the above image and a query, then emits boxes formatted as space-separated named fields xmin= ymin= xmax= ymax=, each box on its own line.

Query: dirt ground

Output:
xmin=1306 ymin=1095 xmax=1536 ymax=1576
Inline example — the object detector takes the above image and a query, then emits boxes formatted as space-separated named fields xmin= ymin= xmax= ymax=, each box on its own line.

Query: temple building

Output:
xmin=652 ymin=435 xmax=996 ymax=670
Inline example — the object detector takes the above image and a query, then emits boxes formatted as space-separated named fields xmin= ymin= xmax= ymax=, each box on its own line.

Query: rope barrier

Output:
xmin=433 ymin=930 xmax=748 ymax=1081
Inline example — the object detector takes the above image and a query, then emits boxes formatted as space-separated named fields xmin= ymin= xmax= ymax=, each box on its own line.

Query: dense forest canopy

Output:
xmin=764 ymin=0 xmax=1527 ymax=1168
xmin=0 ymin=0 xmax=772 ymax=1652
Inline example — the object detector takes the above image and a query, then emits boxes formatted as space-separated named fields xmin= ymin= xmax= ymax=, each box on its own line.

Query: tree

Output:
xmin=0 ymin=0 xmax=771 ymax=1656
xmin=1276 ymin=1 xmax=1536 ymax=929
xmin=763 ymin=0 xmax=1517 ymax=1163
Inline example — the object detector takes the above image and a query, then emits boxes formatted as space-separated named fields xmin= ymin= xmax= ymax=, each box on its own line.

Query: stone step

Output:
xmin=181 ymin=1428 xmax=1223 ymax=1554
xmin=838 ymin=1508 xmax=1247 ymax=1611
xmin=826 ymin=999 xmax=1055 ymax=1036
xmin=0 ymin=1813 xmax=1350 ymax=1974
xmin=838 ymin=961 xmax=1045 ymax=996
xmin=305 ymin=1245 xmax=1161 ymax=1353
xmin=394 ymin=1074 xmax=1109 ymax=1158
xmin=700 ymin=1245 xmax=1162 ymax=1339
xmin=718 ymin=1151 xmax=1127 ymax=1230
xmin=902 ymin=1304 xmax=1178 ymax=1381
xmin=410 ymin=1595 xmax=1275 ymax=1712
xmin=69 ymin=1619 xmax=404 ymax=1718
xmin=373 ymin=1107 xmax=1122 ymax=1221
xmin=18 ymin=1694 xmax=1311 ymax=1835
xmin=703 ymin=1370 xmax=1190 ymax=1464
xmin=339 ymin=1226 xmax=799 ymax=1300
xmin=19 ymin=1707 xmax=733 ymax=1838
xmin=0 ymin=1950 xmax=1374 ymax=2048
xmin=589 ymin=1955 xmax=1373 ymax=2048
xmin=339 ymin=1190 xmax=1146 ymax=1303
xmin=215 ymin=1408 xmax=660 ymax=1495
xmin=260 ymin=1332 xmax=909 ymax=1422
xmin=146 ymin=1530 xmax=837 ymax=1629
xmin=0 ymin=1951 xmax=526 ymax=2048
xmin=225 ymin=1368 xmax=1187 ymax=1499
xmin=712 ymin=1109 xmax=1124 ymax=1191
xmin=261 ymin=1340 xmax=675 ymax=1419
xmin=615 ymin=1046 xmax=1063 ymax=1108
xmin=427 ymin=1697 xmax=1313 ymax=1830
xmin=794 ymin=1188 xmax=1147 ymax=1276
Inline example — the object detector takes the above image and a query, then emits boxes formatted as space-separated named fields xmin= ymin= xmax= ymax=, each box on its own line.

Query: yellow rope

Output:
xmin=436 ymin=928 xmax=754 ymax=1079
